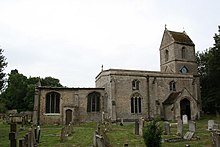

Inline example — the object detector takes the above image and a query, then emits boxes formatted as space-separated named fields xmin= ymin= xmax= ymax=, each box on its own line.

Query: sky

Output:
xmin=0 ymin=0 xmax=219 ymax=87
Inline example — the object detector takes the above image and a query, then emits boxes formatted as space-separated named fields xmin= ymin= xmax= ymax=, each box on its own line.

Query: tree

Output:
xmin=0 ymin=48 xmax=7 ymax=91
xmin=143 ymin=119 xmax=162 ymax=147
xmin=196 ymin=26 xmax=220 ymax=113
xmin=0 ymin=69 xmax=63 ymax=112
xmin=3 ymin=69 xmax=28 ymax=111
xmin=41 ymin=76 xmax=62 ymax=87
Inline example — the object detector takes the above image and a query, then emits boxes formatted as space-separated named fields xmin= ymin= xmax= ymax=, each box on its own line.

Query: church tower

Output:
xmin=159 ymin=28 xmax=198 ymax=75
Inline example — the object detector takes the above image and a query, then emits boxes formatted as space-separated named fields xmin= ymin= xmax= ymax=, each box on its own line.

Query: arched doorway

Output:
xmin=180 ymin=98 xmax=191 ymax=120
xmin=65 ymin=109 xmax=72 ymax=125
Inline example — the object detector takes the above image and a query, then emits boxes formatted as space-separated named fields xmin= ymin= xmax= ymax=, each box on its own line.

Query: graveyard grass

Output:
xmin=0 ymin=115 xmax=219 ymax=147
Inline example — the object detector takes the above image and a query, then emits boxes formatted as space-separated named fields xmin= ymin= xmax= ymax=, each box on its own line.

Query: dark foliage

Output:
xmin=143 ymin=119 xmax=162 ymax=147
xmin=196 ymin=26 xmax=220 ymax=113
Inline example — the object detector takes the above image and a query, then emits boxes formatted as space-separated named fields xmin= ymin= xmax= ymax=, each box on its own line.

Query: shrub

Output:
xmin=143 ymin=119 xmax=162 ymax=147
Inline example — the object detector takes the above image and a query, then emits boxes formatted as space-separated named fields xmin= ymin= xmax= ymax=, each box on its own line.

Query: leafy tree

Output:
xmin=41 ymin=76 xmax=62 ymax=87
xmin=3 ymin=69 xmax=28 ymax=112
xmin=0 ymin=69 xmax=63 ymax=112
xmin=0 ymin=48 xmax=7 ymax=91
xmin=197 ymin=26 xmax=220 ymax=113
xmin=143 ymin=119 xmax=162 ymax=147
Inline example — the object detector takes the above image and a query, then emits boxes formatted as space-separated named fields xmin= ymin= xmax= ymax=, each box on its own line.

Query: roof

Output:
xmin=163 ymin=91 xmax=182 ymax=105
xmin=37 ymin=86 xmax=105 ymax=90
xmin=168 ymin=30 xmax=194 ymax=46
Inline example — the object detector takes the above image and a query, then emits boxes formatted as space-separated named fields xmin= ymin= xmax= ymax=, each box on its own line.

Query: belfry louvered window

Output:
xmin=132 ymin=80 xmax=140 ymax=90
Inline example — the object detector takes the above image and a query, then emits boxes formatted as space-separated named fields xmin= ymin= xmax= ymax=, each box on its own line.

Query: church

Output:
xmin=33 ymin=28 xmax=201 ymax=125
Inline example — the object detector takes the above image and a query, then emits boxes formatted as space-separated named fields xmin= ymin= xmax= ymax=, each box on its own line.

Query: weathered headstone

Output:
xmin=214 ymin=132 xmax=220 ymax=147
xmin=183 ymin=115 xmax=188 ymax=124
xmin=120 ymin=118 xmax=124 ymax=126
xmin=183 ymin=131 xmax=194 ymax=140
xmin=93 ymin=131 xmax=98 ymax=147
xmin=189 ymin=121 xmax=196 ymax=132
xmin=163 ymin=121 xmax=170 ymax=135
xmin=139 ymin=118 xmax=144 ymax=136
xmin=9 ymin=123 xmax=17 ymax=147
xmin=213 ymin=124 xmax=219 ymax=130
xmin=101 ymin=112 xmax=105 ymax=123
xmin=208 ymin=120 xmax=215 ymax=130
xmin=177 ymin=119 xmax=183 ymax=137
xmin=96 ymin=135 xmax=105 ymax=147
xmin=135 ymin=120 xmax=139 ymax=135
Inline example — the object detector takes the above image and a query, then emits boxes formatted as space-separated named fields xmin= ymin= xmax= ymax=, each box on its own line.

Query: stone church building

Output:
xmin=33 ymin=28 xmax=201 ymax=125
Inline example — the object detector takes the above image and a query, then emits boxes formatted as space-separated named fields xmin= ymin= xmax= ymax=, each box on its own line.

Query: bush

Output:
xmin=143 ymin=119 xmax=162 ymax=147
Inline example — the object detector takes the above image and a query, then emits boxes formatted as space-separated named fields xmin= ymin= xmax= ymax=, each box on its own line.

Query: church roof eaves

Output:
xmin=96 ymin=68 xmax=195 ymax=79
xmin=37 ymin=86 xmax=105 ymax=90
xmin=163 ymin=92 xmax=182 ymax=105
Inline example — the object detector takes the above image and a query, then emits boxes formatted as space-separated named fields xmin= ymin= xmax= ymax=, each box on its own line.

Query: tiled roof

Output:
xmin=169 ymin=31 xmax=194 ymax=46
xmin=163 ymin=91 xmax=182 ymax=105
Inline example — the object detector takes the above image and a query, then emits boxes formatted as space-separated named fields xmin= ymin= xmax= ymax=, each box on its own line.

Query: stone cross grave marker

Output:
xmin=163 ymin=121 xmax=170 ymax=135
xmin=183 ymin=115 xmax=188 ymax=124
xmin=208 ymin=120 xmax=215 ymax=130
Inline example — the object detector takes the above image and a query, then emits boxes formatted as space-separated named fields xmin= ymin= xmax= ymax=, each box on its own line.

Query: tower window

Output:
xmin=131 ymin=94 xmax=142 ymax=114
xmin=46 ymin=92 xmax=60 ymax=113
xmin=169 ymin=81 xmax=176 ymax=91
xmin=132 ymin=80 xmax=140 ymax=90
xmin=182 ymin=47 xmax=186 ymax=59
xmin=87 ymin=92 xmax=100 ymax=112
xmin=165 ymin=50 xmax=169 ymax=61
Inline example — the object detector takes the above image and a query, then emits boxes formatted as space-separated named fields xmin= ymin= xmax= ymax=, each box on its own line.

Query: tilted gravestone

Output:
xmin=183 ymin=131 xmax=194 ymax=140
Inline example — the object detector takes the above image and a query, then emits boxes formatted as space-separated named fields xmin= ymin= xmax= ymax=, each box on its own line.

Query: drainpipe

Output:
xmin=146 ymin=75 xmax=150 ymax=119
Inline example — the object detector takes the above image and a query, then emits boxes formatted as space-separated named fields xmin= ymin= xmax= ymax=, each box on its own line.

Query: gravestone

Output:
xmin=120 ymin=118 xmax=124 ymax=126
xmin=183 ymin=131 xmax=194 ymax=140
xmin=208 ymin=120 xmax=215 ymax=130
xmin=163 ymin=121 xmax=170 ymax=135
xmin=177 ymin=119 xmax=183 ymax=137
xmin=135 ymin=120 xmax=139 ymax=135
xmin=214 ymin=132 xmax=220 ymax=147
xmin=139 ymin=118 xmax=144 ymax=136
xmin=213 ymin=124 xmax=219 ymax=130
xmin=189 ymin=121 xmax=196 ymax=132
xmin=101 ymin=112 xmax=105 ymax=123
xmin=183 ymin=115 xmax=188 ymax=124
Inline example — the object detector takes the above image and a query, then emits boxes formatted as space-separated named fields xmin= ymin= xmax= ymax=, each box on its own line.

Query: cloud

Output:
xmin=0 ymin=0 xmax=220 ymax=87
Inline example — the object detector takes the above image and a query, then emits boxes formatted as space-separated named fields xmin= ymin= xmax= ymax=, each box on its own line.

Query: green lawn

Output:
xmin=0 ymin=115 xmax=219 ymax=147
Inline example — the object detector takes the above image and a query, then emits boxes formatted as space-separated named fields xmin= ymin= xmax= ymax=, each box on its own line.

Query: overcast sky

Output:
xmin=0 ymin=0 xmax=219 ymax=87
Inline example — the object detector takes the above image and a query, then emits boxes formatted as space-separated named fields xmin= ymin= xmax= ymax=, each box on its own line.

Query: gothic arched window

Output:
xmin=169 ymin=81 xmax=176 ymax=91
xmin=165 ymin=50 xmax=169 ymax=61
xmin=87 ymin=92 xmax=100 ymax=112
xmin=181 ymin=47 xmax=186 ymax=59
xmin=46 ymin=92 xmax=60 ymax=113
xmin=131 ymin=93 xmax=142 ymax=114
xmin=132 ymin=80 xmax=140 ymax=90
